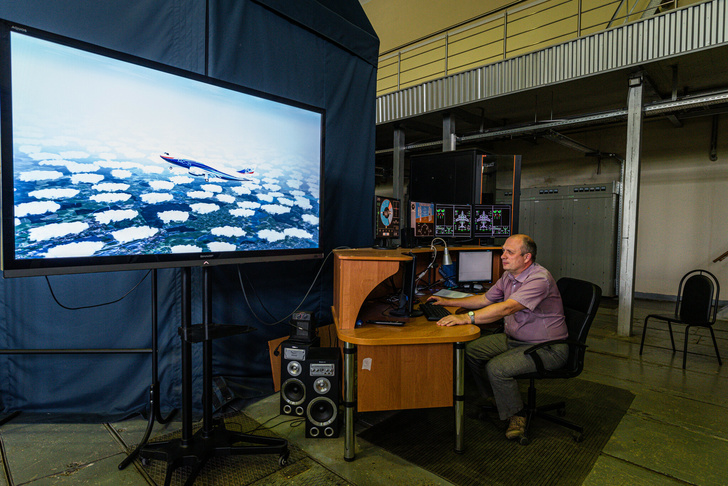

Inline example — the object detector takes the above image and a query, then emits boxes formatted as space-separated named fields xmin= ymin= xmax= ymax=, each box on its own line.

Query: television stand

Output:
xmin=136 ymin=267 xmax=289 ymax=485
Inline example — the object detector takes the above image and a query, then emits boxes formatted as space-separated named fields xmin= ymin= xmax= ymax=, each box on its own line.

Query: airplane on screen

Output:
xmin=160 ymin=152 xmax=255 ymax=182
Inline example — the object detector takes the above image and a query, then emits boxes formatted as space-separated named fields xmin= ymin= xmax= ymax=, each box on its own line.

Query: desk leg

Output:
xmin=454 ymin=342 xmax=466 ymax=454
xmin=343 ymin=341 xmax=356 ymax=461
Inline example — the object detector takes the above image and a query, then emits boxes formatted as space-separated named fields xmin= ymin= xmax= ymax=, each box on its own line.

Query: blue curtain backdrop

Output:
xmin=0 ymin=0 xmax=378 ymax=416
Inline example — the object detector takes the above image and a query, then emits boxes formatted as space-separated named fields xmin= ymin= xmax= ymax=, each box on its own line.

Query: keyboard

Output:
xmin=419 ymin=302 xmax=451 ymax=321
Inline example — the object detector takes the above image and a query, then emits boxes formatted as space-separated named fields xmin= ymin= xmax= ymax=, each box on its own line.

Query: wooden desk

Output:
xmin=333 ymin=247 xmax=498 ymax=461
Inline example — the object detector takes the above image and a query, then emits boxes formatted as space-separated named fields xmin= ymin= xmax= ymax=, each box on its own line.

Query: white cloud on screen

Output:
xmin=231 ymin=186 xmax=252 ymax=196
xmin=29 ymin=221 xmax=89 ymax=241
xmin=294 ymin=197 xmax=312 ymax=209
xmin=95 ymin=209 xmax=138 ymax=224
xmin=212 ymin=226 xmax=245 ymax=237
xmin=91 ymin=192 xmax=131 ymax=203
xmin=111 ymin=169 xmax=132 ymax=179
xmin=141 ymin=193 xmax=173 ymax=203
xmin=190 ymin=203 xmax=219 ymax=214
xmin=112 ymin=226 xmax=158 ymax=243
xmin=208 ymin=242 xmax=237 ymax=252
xmin=158 ymin=211 xmax=189 ymax=223
xmin=45 ymin=241 xmax=105 ymax=257
xmin=93 ymin=182 xmax=130 ymax=192
xmin=285 ymin=228 xmax=312 ymax=239
xmin=29 ymin=188 xmax=79 ymax=199
xmin=171 ymin=176 xmax=194 ymax=184
xmin=170 ymin=245 xmax=201 ymax=253
xmin=201 ymin=184 xmax=223 ymax=193
xmin=230 ymin=208 xmax=255 ymax=217
xmin=237 ymin=201 xmax=261 ymax=209
xmin=259 ymin=229 xmax=284 ymax=242
xmin=216 ymin=194 xmax=235 ymax=204
xmin=19 ymin=170 xmax=64 ymax=181
xmin=150 ymin=180 xmax=174 ymax=191
xmin=16 ymin=201 xmax=61 ymax=217
xmin=262 ymin=204 xmax=290 ymax=215
xmin=72 ymin=173 xmax=104 ymax=184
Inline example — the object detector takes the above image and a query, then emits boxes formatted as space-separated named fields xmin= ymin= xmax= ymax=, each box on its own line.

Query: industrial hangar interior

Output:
xmin=0 ymin=0 xmax=726 ymax=485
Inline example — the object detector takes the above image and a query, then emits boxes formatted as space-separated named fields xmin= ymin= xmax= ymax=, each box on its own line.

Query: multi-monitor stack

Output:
xmin=374 ymin=149 xmax=520 ymax=247
xmin=411 ymin=201 xmax=511 ymax=240
xmin=374 ymin=198 xmax=511 ymax=244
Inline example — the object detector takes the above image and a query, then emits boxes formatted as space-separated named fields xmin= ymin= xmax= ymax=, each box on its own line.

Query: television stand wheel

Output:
xmin=279 ymin=451 xmax=290 ymax=467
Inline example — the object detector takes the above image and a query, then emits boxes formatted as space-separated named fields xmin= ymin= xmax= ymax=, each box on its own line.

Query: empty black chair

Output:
xmin=640 ymin=269 xmax=721 ymax=369
xmin=514 ymin=277 xmax=602 ymax=445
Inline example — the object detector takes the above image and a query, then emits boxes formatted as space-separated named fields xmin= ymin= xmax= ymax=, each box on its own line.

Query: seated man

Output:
xmin=427 ymin=234 xmax=567 ymax=440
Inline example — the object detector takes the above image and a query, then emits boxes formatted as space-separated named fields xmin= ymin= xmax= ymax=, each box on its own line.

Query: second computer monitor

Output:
xmin=410 ymin=201 xmax=435 ymax=238
xmin=434 ymin=204 xmax=472 ymax=239
xmin=472 ymin=204 xmax=512 ymax=239
xmin=457 ymin=250 xmax=494 ymax=287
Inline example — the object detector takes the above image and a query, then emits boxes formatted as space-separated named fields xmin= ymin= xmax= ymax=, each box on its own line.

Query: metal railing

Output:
xmin=376 ymin=0 xmax=686 ymax=96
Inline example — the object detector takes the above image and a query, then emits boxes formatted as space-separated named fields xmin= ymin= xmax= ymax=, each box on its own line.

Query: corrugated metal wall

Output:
xmin=377 ymin=0 xmax=728 ymax=124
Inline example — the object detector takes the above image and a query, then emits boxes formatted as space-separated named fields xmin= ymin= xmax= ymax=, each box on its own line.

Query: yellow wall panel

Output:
xmin=507 ymin=17 xmax=577 ymax=53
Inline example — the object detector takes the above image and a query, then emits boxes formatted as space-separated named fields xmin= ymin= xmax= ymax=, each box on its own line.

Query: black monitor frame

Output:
xmin=390 ymin=252 xmax=423 ymax=318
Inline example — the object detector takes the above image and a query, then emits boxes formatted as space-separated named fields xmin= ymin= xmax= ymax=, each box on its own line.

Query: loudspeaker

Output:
xmin=279 ymin=339 xmax=318 ymax=417
xmin=304 ymin=347 xmax=341 ymax=438
xmin=289 ymin=310 xmax=317 ymax=343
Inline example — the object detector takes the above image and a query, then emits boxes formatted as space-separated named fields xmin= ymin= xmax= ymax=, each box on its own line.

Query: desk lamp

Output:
xmin=431 ymin=238 xmax=456 ymax=288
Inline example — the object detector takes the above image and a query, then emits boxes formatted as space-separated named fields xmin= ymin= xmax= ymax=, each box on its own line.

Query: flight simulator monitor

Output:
xmin=473 ymin=204 xmax=512 ymax=238
xmin=374 ymin=195 xmax=400 ymax=240
xmin=410 ymin=201 xmax=434 ymax=238
xmin=457 ymin=250 xmax=493 ymax=288
xmin=434 ymin=204 xmax=472 ymax=239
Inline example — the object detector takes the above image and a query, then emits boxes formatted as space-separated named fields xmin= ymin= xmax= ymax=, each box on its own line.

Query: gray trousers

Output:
xmin=465 ymin=332 xmax=569 ymax=420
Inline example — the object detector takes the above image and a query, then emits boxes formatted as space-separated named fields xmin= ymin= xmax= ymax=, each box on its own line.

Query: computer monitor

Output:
xmin=374 ymin=195 xmax=400 ymax=240
xmin=409 ymin=201 xmax=435 ymax=238
xmin=473 ymin=204 xmax=512 ymax=239
xmin=457 ymin=250 xmax=493 ymax=288
xmin=435 ymin=204 xmax=471 ymax=239
xmin=390 ymin=252 xmax=423 ymax=318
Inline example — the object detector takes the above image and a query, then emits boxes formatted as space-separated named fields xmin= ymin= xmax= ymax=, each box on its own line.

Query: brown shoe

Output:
xmin=505 ymin=415 xmax=526 ymax=440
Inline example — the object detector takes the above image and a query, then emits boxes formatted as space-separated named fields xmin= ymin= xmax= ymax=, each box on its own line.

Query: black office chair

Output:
xmin=515 ymin=277 xmax=602 ymax=446
xmin=639 ymin=269 xmax=722 ymax=369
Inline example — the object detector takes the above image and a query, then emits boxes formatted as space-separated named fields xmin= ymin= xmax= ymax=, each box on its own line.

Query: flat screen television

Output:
xmin=0 ymin=21 xmax=325 ymax=277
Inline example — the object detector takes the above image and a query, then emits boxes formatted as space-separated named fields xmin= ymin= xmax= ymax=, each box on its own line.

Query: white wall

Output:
xmin=491 ymin=115 xmax=728 ymax=299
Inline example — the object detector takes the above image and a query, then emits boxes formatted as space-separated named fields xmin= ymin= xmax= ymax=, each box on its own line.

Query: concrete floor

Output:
xmin=0 ymin=298 xmax=726 ymax=485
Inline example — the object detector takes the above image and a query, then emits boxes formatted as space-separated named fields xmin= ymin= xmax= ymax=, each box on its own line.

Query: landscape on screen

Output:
xmin=10 ymin=33 xmax=322 ymax=260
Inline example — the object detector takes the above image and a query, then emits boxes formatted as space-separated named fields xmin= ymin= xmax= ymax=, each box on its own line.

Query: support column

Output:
xmin=392 ymin=127 xmax=405 ymax=203
xmin=443 ymin=113 xmax=456 ymax=152
xmin=618 ymin=74 xmax=644 ymax=336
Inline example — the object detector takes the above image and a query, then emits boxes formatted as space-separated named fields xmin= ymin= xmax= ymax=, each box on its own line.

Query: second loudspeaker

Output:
xmin=304 ymin=347 xmax=341 ymax=438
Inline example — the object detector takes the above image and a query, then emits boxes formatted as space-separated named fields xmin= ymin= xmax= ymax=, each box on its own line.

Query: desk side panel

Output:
xmin=356 ymin=343 xmax=453 ymax=412
xmin=333 ymin=256 xmax=401 ymax=330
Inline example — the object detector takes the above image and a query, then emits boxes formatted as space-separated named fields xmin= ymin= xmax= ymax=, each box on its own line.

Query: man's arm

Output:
xmin=436 ymin=298 xmax=526 ymax=327
xmin=426 ymin=293 xmax=491 ymax=310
